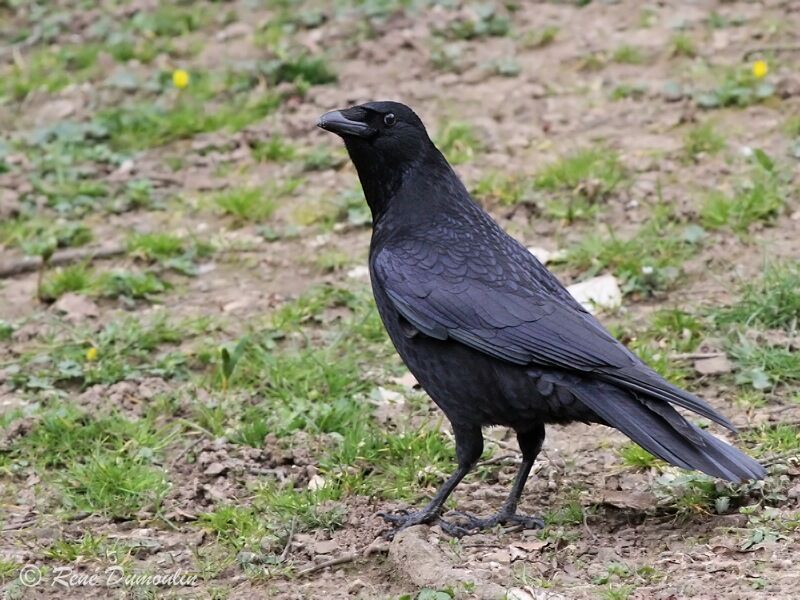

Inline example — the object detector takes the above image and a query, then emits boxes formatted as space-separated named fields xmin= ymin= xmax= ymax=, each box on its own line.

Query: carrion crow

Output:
xmin=317 ymin=101 xmax=765 ymax=537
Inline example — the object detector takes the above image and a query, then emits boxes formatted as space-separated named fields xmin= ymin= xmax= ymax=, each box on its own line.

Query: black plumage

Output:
xmin=317 ymin=101 xmax=765 ymax=536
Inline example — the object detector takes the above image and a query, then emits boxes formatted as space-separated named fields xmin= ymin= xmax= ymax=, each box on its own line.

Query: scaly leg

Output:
xmin=440 ymin=424 xmax=545 ymax=537
xmin=379 ymin=424 xmax=483 ymax=538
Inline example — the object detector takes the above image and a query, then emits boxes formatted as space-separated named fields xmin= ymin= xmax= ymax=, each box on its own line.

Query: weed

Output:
xmin=534 ymin=147 xmax=625 ymax=216
xmin=713 ymin=262 xmax=800 ymax=330
xmin=436 ymin=122 xmax=484 ymax=165
xmin=671 ymin=34 xmax=697 ymax=57
xmin=612 ymin=45 xmax=645 ymax=65
xmin=565 ymin=207 xmax=699 ymax=296
xmin=695 ymin=67 xmax=774 ymax=108
xmin=472 ymin=173 xmax=530 ymax=206
xmin=40 ymin=263 xmax=93 ymax=301
xmin=700 ymin=159 xmax=785 ymax=233
xmin=250 ymin=136 xmax=297 ymax=162
xmin=519 ymin=26 xmax=559 ymax=49
xmin=214 ymin=187 xmax=277 ymax=225
xmin=683 ymin=122 xmax=726 ymax=160
xmin=619 ymin=443 xmax=660 ymax=469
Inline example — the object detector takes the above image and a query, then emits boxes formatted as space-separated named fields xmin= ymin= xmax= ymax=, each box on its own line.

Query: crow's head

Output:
xmin=317 ymin=101 xmax=432 ymax=169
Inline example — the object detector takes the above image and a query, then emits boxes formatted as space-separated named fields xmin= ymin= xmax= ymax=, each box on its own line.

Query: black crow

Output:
xmin=317 ymin=101 xmax=765 ymax=537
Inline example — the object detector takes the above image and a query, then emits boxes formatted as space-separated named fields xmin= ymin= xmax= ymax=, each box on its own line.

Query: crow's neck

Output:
xmin=346 ymin=142 xmax=444 ymax=222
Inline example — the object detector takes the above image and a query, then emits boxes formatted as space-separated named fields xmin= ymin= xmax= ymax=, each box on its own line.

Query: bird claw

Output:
xmin=439 ymin=510 xmax=544 ymax=538
xmin=377 ymin=508 xmax=440 ymax=539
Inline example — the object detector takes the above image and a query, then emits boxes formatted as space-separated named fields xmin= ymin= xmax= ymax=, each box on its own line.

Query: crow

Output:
xmin=317 ymin=101 xmax=765 ymax=537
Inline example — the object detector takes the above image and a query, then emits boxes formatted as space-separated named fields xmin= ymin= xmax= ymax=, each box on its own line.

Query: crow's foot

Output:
xmin=377 ymin=508 xmax=441 ymax=539
xmin=438 ymin=510 xmax=544 ymax=537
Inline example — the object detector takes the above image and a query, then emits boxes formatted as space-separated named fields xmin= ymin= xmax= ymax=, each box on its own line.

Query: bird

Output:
xmin=316 ymin=101 xmax=765 ymax=537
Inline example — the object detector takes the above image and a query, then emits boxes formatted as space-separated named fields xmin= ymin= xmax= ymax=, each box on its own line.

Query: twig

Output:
xmin=297 ymin=552 xmax=359 ymax=576
xmin=477 ymin=454 xmax=518 ymax=467
xmin=0 ymin=244 xmax=125 ymax=278
xmin=279 ymin=517 xmax=296 ymax=563
xmin=669 ymin=352 xmax=725 ymax=361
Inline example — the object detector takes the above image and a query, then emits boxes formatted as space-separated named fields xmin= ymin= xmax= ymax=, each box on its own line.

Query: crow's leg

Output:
xmin=440 ymin=424 xmax=545 ymax=537
xmin=379 ymin=424 xmax=483 ymax=538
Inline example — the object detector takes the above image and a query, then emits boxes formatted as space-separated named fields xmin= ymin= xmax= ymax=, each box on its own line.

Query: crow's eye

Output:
xmin=383 ymin=113 xmax=396 ymax=127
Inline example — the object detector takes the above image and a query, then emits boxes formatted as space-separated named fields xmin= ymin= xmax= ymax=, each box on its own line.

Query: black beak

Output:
xmin=317 ymin=110 xmax=372 ymax=138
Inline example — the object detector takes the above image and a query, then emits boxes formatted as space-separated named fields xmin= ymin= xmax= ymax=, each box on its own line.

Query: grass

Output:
xmin=8 ymin=312 xmax=192 ymax=391
xmin=700 ymin=154 xmax=785 ymax=233
xmin=519 ymin=26 xmax=559 ymax=49
xmin=64 ymin=452 xmax=170 ymax=518
xmin=743 ymin=424 xmax=800 ymax=456
xmin=612 ymin=44 xmax=645 ymax=64
xmin=564 ymin=207 xmax=700 ymax=296
xmin=213 ymin=187 xmax=278 ymax=225
xmin=5 ymin=404 xmax=174 ymax=519
xmin=670 ymin=33 xmax=697 ymax=57
xmin=683 ymin=121 xmax=726 ymax=160
xmin=712 ymin=262 xmax=800 ymax=330
xmin=250 ymin=136 xmax=297 ymax=162
xmin=99 ymin=94 xmax=281 ymax=151
xmin=39 ymin=264 xmax=168 ymax=302
xmin=534 ymin=147 xmax=625 ymax=220
xmin=471 ymin=172 xmax=530 ymax=206
xmin=436 ymin=121 xmax=484 ymax=165
xmin=619 ymin=443 xmax=660 ymax=469
xmin=0 ymin=43 xmax=101 ymax=101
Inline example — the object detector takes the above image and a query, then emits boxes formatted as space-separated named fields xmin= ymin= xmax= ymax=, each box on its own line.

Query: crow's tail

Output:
xmin=571 ymin=379 xmax=765 ymax=482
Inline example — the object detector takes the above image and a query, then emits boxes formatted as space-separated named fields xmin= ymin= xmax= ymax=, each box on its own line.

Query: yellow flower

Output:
xmin=172 ymin=69 xmax=190 ymax=89
xmin=85 ymin=346 xmax=98 ymax=362
xmin=752 ymin=60 xmax=768 ymax=79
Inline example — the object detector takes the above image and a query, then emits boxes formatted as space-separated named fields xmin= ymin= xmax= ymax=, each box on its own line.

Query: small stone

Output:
xmin=693 ymin=355 xmax=733 ymax=375
xmin=203 ymin=462 xmax=227 ymax=476
xmin=566 ymin=274 xmax=622 ymax=313
xmin=347 ymin=579 xmax=366 ymax=594
xmin=314 ymin=539 xmax=340 ymax=555
xmin=307 ymin=474 xmax=326 ymax=490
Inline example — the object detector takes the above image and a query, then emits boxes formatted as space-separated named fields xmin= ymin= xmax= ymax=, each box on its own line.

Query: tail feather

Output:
xmin=572 ymin=380 xmax=765 ymax=482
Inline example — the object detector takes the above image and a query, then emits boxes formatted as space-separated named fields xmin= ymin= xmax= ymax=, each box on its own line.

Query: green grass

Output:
xmin=670 ymin=34 xmax=697 ymax=57
xmin=8 ymin=312 xmax=192 ymax=391
xmin=683 ymin=121 xmax=726 ymax=160
xmin=472 ymin=172 xmax=530 ymax=206
xmin=0 ymin=43 xmax=101 ymax=101
xmin=442 ymin=7 xmax=510 ymax=40
xmin=250 ymin=136 xmax=297 ymax=162
xmin=743 ymin=424 xmax=800 ymax=456
xmin=729 ymin=339 xmax=800 ymax=389
xmin=695 ymin=67 xmax=774 ymax=108
xmin=612 ymin=45 xmax=645 ymax=64
xmin=519 ymin=26 xmax=559 ymax=49
xmin=619 ymin=443 xmax=660 ymax=469
xmin=436 ymin=122 xmax=484 ymax=165
xmin=40 ymin=263 xmax=94 ymax=300
xmin=64 ymin=451 xmax=169 ymax=518
xmin=127 ymin=232 xmax=185 ymax=261
xmin=213 ymin=187 xmax=278 ymax=225
xmin=534 ymin=148 xmax=625 ymax=220
xmin=564 ymin=207 xmax=701 ymax=296
xmin=700 ymin=162 xmax=785 ymax=233
xmin=45 ymin=533 xmax=106 ymax=562
xmin=712 ymin=262 xmax=800 ymax=330
xmin=4 ymin=404 xmax=174 ymax=519
xmin=98 ymin=94 xmax=281 ymax=151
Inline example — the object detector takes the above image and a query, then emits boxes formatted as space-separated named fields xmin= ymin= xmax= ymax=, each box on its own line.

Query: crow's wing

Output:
xmin=373 ymin=241 xmax=734 ymax=430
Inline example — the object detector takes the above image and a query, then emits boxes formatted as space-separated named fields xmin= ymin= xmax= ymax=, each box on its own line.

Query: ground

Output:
xmin=1 ymin=1 xmax=799 ymax=599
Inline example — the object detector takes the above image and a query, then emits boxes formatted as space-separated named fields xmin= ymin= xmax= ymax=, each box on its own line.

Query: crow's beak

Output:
xmin=317 ymin=110 xmax=372 ymax=138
